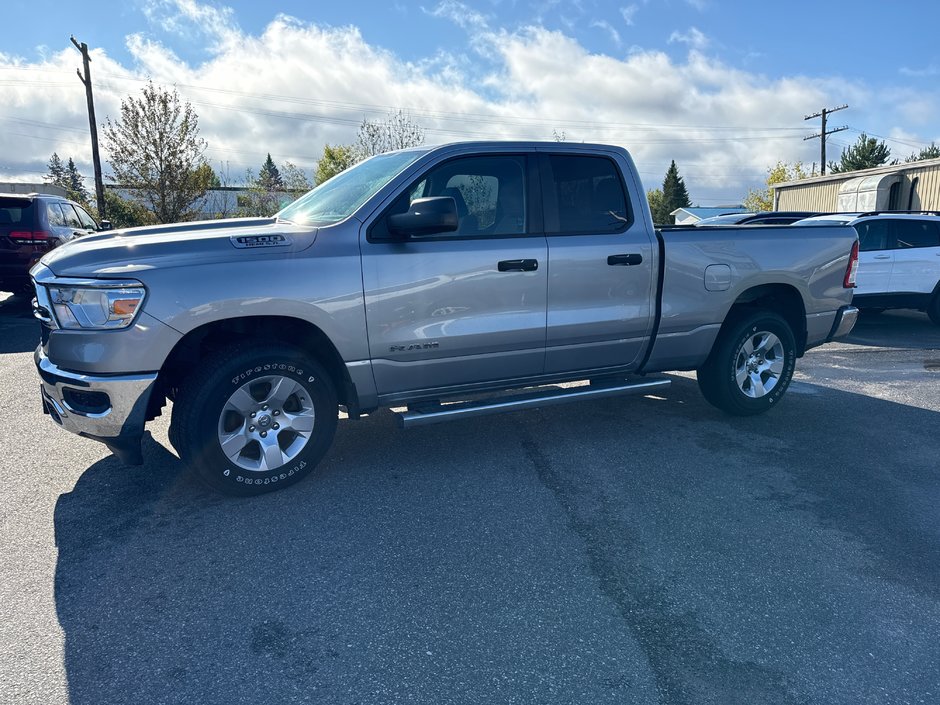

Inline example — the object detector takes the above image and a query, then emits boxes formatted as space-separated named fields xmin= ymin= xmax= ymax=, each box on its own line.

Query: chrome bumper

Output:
xmin=827 ymin=305 xmax=859 ymax=342
xmin=35 ymin=347 xmax=157 ymax=464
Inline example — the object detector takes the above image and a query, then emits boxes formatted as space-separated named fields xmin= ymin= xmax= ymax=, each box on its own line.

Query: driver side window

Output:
xmin=377 ymin=155 xmax=527 ymax=239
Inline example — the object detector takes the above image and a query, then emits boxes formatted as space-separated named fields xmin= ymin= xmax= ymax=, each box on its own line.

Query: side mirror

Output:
xmin=99 ymin=220 xmax=112 ymax=231
xmin=388 ymin=197 xmax=458 ymax=238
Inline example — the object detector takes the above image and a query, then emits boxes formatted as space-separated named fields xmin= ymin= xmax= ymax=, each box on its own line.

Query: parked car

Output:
xmin=793 ymin=211 xmax=940 ymax=324
xmin=31 ymin=141 xmax=859 ymax=495
xmin=0 ymin=193 xmax=107 ymax=295
xmin=695 ymin=211 xmax=820 ymax=226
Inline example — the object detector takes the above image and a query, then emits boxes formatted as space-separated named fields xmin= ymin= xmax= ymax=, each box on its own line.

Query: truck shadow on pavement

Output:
xmin=53 ymin=378 xmax=940 ymax=705
xmin=846 ymin=309 xmax=940 ymax=349
xmin=0 ymin=293 xmax=39 ymax=354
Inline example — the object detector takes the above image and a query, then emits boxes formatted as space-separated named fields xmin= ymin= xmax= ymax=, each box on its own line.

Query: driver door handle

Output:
xmin=607 ymin=253 xmax=643 ymax=266
xmin=498 ymin=259 xmax=539 ymax=272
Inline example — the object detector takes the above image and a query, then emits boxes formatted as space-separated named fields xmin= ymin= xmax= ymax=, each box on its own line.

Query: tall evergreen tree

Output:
xmin=45 ymin=153 xmax=66 ymax=187
xmin=258 ymin=153 xmax=283 ymax=190
xmin=829 ymin=133 xmax=891 ymax=173
xmin=66 ymin=157 xmax=89 ymax=204
xmin=905 ymin=143 xmax=940 ymax=163
xmin=661 ymin=160 xmax=691 ymax=223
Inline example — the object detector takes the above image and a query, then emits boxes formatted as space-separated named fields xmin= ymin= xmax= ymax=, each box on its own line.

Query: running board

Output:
xmin=396 ymin=377 xmax=671 ymax=429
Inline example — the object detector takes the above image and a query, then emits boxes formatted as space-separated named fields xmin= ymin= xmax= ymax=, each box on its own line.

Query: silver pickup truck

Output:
xmin=31 ymin=142 xmax=859 ymax=495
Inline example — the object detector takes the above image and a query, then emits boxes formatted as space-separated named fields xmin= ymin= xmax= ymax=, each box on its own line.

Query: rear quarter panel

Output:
xmin=645 ymin=224 xmax=857 ymax=370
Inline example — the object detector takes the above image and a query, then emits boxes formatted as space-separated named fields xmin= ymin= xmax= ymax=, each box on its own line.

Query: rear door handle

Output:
xmin=498 ymin=259 xmax=538 ymax=272
xmin=607 ymin=253 xmax=643 ymax=266
xmin=873 ymin=254 xmax=891 ymax=260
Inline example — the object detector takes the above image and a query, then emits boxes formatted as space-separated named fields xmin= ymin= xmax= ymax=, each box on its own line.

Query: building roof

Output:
xmin=670 ymin=206 xmax=747 ymax=218
xmin=774 ymin=156 xmax=940 ymax=190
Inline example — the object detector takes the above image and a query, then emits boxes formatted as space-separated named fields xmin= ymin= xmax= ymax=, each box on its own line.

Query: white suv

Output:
xmin=795 ymin=212 xmax=940 ymax=325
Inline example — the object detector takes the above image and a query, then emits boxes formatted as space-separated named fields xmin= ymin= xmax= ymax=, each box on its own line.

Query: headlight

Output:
xmin=48 ymin=283 xmax=146 ymax=330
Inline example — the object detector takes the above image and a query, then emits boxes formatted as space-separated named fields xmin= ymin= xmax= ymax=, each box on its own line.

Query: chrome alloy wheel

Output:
xmin=216 ymin=375 xmax=316 ymax=472
xmin=734 ymin=330 xmax=785 ymax=399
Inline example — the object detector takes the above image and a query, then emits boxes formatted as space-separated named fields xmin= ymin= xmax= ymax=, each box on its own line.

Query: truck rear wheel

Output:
xmin=170 ymin=344 xmax=338 ymax=496
xmin=696 ymin=311 xmax=796 ymax=416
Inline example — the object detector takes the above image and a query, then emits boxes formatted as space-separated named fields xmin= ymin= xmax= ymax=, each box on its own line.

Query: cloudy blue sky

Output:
xmin=1 ymin=0 xmax=938 ymax=204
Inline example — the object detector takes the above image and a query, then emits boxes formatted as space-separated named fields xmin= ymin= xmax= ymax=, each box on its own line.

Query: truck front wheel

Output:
xmin=696 ymin=311 xmax=796 ymax=416
xmin=170 ymin=344 xmax=338 ymax=495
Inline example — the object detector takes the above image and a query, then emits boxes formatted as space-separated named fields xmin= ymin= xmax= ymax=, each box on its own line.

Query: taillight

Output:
xmin=9 ymin=231 xmax=50 ymax=244
xmin=843 ymin=239 xmax=859 ymax=288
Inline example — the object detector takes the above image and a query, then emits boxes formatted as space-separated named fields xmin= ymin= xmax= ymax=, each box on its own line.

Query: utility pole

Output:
xmin=71 ymin=36 xmax=106 ymax=220
xmin=804 ymin=104 xmax=849 ymax=175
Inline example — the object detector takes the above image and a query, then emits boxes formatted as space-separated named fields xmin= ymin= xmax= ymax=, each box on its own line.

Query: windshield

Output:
xmin=277 ymin=150 xmax=426 ymax=226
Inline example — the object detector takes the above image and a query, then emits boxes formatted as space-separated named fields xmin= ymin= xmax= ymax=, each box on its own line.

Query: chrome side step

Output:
xmin=396 ymin=377 xmax=671 ymax=429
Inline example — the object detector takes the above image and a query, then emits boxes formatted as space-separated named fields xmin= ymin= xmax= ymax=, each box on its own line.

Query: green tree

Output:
xmin=258 ymin=153 xmax=283 ymax=190
xmin=905 ymin=143 xmax=940 ymax=163
xmin=44 ymin=153 xmax=93 ymax=207
xmin=102 ymin=81 xmax=209 ymax=223
xmin=238 ymin=159 xmax=311 ymax=217
xmin=313 ymin=112 xmax=425 ymax=186
xmin=314 ymin=144 xmax=358 ymax=184
xmin=660 ymin=160 xmax=691 ymax=223
xmin=45 ymin=153 xmax=66 ymax=187
xmin=66 ymin=157 xmax=89 ymax=205
xmin=97 ymin=189 xmax=158 ymax=229
xmin=829 ymin=133 xmax=891 ymax=173
xmin=743 ymin=161 xmax=814 ymax=212
xmin=647 ymin=188 xmax=670 ymax=225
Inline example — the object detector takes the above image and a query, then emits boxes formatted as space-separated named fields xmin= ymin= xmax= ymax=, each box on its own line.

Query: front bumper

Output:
xmin=35 ymin=347 xmax=157 ymax=465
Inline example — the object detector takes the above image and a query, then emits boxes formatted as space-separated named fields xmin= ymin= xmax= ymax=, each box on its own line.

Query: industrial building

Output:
xmin=773 ymin=157 xmax=940 ymax=213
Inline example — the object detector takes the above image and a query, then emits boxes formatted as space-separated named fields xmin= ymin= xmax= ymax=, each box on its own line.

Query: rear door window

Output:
xmin=855 ymin=220 xmax=890 ymax=251
xmin=892 ymin=220 xmax=940 ymax=249
xmin=46 ymin=203 xmax=67 ymax=228
xmin=542 ymin=155 xmax=631 ymax=234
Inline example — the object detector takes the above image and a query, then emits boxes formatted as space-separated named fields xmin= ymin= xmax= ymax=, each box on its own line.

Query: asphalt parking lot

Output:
xmin=1 ymin=291 xmax=938 ymax=705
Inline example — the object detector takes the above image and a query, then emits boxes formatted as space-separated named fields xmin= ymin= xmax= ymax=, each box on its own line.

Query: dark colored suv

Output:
xmin=0 ymin=193 xmax=107 ymax=294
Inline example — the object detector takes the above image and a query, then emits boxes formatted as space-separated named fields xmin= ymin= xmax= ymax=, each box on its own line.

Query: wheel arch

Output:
xmin=721 ymin=283 xmax=807 ymax=355
xmin=154 ymin=316 xmax=359 ymax=418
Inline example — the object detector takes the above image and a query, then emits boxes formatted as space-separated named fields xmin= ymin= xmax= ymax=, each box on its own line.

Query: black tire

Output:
xmin=927 ymin=294 xmax=940 ymax=326
xmin=696 ymin=311 xmax=797 ymax=416
xmin=859 ymin=307 xmax=885 ymax=315
xmin=170 ymin=344 xmax=338 ymax=496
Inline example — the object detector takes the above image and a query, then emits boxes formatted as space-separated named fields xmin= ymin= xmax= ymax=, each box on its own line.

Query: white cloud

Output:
xmin=668 ymin=27 xmax=709 ymax=51
xmin=425 ymin=0 xmax=490 ymax=31
xmin=0 ymin=2 xmax=929 ymax=204
xmin=620 ymin=4 xmax=639 ymax=26
xmin=899 ymin=64 xmax=939 ymax=78
xmin=686 ymin=0 xmax=708 ymax=11
xmin=141 ymin=0 xmax=241 ymax=53
xmin=591 ymin=20 xmax=622 ymax=47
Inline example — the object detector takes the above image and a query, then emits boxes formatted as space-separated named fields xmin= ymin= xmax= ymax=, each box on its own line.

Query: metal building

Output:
xmin=773 ymin=157 xmax=940 ymax=213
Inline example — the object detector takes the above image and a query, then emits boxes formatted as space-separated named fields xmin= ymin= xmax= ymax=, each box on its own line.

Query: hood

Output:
xmin=38 ymin=217 xmax=318 ymax=279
